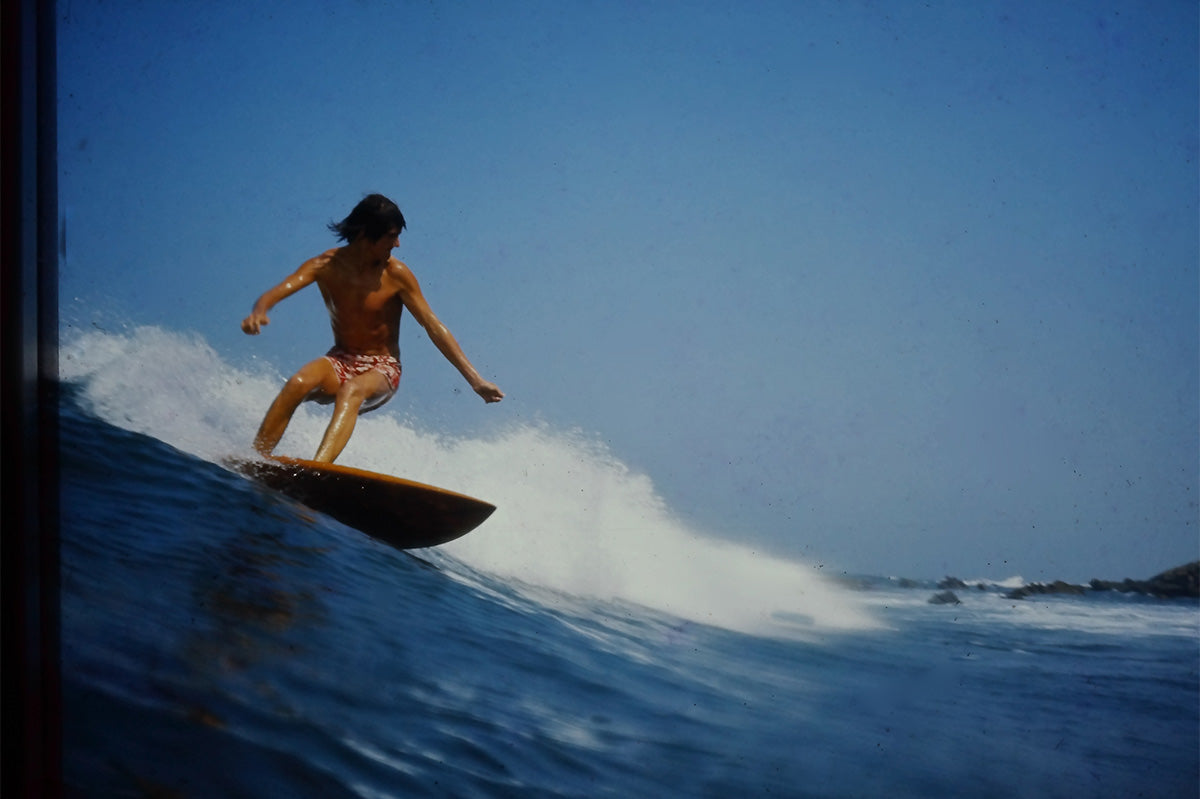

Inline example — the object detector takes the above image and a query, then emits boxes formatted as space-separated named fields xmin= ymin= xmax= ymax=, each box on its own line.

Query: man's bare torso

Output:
xmin=241 ymin=198 xmax=503 ymax=462
xmin=315 ymin=248 xmax=407 ymax=358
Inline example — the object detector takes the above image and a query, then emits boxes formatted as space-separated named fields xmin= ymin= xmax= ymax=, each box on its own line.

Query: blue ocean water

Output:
xmin=60 ymin=327 xmax=1198 ymax=798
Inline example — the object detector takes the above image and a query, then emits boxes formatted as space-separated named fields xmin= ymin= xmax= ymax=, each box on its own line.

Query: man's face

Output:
xmin=370 ymin=229 xmax=400 ymax=261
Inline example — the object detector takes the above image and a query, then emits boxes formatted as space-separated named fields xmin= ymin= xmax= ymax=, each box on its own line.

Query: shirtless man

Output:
xmin=241 ymin=194 xmax=503 ymax=463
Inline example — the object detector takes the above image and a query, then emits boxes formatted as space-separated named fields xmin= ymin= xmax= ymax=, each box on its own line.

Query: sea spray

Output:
xmin=60 ymin=325 xmax=878 ymax=636
xmin=354 ymin=418 xmax=880 ymax=635
xmin=60 ymin=325 xmax=277 ymax=459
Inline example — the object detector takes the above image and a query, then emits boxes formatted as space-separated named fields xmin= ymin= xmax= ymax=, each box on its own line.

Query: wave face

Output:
xmin=59 ymin=325 xmax=878 ymax=637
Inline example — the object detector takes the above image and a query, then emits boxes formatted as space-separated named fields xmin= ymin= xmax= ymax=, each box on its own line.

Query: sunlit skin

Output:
xmin=241 ymin=230 xmax=503 ymax=463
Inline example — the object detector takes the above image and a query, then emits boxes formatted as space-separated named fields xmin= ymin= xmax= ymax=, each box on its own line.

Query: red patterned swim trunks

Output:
xmin=323 ymin=347 xmax=402 ymax=413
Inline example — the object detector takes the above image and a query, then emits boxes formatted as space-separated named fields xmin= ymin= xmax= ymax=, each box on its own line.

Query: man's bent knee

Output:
xmin=281 ymin=374 xmax=319 ymax=402
xmin=283 ymin=361 xmax=338 ymax=402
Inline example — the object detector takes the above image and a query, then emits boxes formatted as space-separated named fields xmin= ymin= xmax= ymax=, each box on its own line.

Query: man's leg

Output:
xmin=312 ymin=371 xmax=391 ymax=463
xmin=252 ymin=358 xmax=340 ymax=456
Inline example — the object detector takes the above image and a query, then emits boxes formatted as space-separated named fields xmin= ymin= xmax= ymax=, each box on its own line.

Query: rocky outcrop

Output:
xmin=1088 ymin=561 xmax=1199 ymax=599
xmin=1005 ymin=562 xmax=1198 ymax=600
xmin=928 ymin=590 xmax=961 ymax=605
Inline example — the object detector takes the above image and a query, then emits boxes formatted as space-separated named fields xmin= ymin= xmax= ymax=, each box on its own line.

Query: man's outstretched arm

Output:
xmin=241 ymin=259 xmax=321 ymax=335
xmin=396 ymin=265 xmax=504 ymax=403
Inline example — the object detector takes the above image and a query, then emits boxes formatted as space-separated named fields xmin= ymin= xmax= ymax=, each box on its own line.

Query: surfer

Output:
xmin=241 ymin=193 xmax=504 ymax=462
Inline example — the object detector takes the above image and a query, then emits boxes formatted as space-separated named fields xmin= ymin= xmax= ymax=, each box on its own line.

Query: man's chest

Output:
xmin=319 ymin=275 xmax=403 ymax=314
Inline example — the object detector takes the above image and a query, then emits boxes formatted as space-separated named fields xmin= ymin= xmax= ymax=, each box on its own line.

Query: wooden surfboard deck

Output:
xmin=228 ymin=455 xmax=495 ymax=550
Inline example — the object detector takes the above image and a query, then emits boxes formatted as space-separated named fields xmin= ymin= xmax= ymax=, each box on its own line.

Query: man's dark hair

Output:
xmin=328 ymin=193 xmax=407 ymax=242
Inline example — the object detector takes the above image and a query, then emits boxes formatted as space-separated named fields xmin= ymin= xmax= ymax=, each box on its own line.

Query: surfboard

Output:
xmin=228 ymin=455 xmax=495 ymax=550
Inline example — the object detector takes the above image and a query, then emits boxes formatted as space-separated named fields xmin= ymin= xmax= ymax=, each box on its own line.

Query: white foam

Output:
xmin=856 ymin=583 xmax=1198 ymax=638
xmin=979 ymin=591 xmax=1199 ymax=638
xmin=60 ymin=325 xmax=880 ymax=638
xmin=956 ymin=575 xmax=1027 ymax=589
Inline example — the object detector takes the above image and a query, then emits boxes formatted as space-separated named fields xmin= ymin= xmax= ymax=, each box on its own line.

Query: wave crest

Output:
xmin=61 ymin=325 xmax=878 ymax=637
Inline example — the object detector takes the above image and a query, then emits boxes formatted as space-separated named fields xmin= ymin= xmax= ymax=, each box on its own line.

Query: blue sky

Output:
xmin=58 ymin=0 xmax=1197 ymax=581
